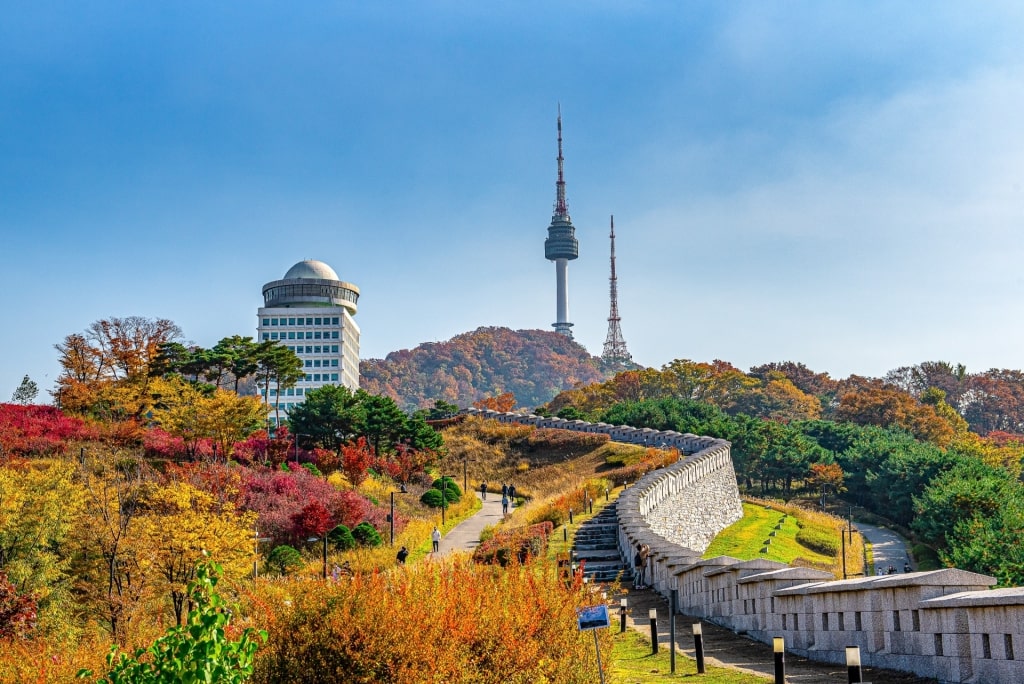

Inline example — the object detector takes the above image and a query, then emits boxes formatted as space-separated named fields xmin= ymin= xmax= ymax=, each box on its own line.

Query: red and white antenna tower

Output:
xmin=602 ymin=215 xmax=632 ymax=365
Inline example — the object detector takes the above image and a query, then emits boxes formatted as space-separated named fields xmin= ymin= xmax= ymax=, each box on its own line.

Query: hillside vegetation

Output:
xmin=360 ymin=326 xmax=613 ymax=411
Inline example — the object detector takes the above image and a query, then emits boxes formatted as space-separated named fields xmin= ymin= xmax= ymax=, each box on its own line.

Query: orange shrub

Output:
xmin=243 ymin=559 xmax=610 ymax=684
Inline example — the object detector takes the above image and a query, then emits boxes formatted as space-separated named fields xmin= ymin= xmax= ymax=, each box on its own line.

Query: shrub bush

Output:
xmin=795 ymin=526 xmax=838 ymax=556
xmin=266 ymin=545 xmax=303 ymax=576
xmin=472 ymin=522 xmax=553 ymax=566
xmin=352 ymin=521 xmax=383 ymax=548
xmin=420 ymin=486 xmax=459 ymax=507
xmin=328 ymin=525 xmax=357 ymax=551
xmin=431 ymin=476 xmax=461 ymax=498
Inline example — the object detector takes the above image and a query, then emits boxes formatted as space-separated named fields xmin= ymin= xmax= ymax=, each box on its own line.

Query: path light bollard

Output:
xmin=846 ymin=646 xmax=863 ymax=683
xmin=563 ymin=525 xmax=568 ymax=542
xmin=619 ymin=598 xmax=627 ymax=633
xmin=605 ymin=487 xmax=609 ymax=501
xmin=649 ymin=609 xmax=659 ymax=655
xmin=569 ymin=507 xmax=574 ymax=525
xmin=692 ymin=623 xmax=705 ymax=674
xmin=669 ymin=588 xmax=678 ymax=673
xmin=773 ymin=637 xmax=785 ymax=684
xmin=589 ymin=498 xmax=593 ymax=514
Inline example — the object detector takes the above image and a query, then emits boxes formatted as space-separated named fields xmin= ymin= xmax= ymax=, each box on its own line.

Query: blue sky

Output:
xmin=2 ymin=1 xmax=1023 ymax=400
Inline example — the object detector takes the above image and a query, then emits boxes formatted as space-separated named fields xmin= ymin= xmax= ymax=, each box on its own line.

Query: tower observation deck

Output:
xmin=544 ymin=108 xmax=579 ymax=338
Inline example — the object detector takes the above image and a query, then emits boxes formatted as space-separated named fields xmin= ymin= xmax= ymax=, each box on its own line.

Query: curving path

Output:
xmin=857 ymin=522 xmax=913 ymax=575
xmin=435 ymin=493 xmax=505 ymax=556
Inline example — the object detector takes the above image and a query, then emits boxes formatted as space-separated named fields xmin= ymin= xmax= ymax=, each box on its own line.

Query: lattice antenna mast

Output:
xmin=554 ymin=105 xmax=569 ymax=217
xmin=602 ymin=215 xmax=632 ymax=365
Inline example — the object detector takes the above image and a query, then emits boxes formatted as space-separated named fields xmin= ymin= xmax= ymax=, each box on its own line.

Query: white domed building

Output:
xmin=257 ymin=260 xmax=360 ymax=419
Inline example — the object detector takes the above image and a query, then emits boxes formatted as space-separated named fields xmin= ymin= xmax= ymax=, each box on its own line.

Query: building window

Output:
xmin=315 ymin=317 xmax=322 ymax=325
xmin=314 ymin=374 xmax=321 ymax=381
xmin=314 ymin=346 xmax=321 ymax=353
xmin=288 ymin=332 xmax=295 ymax=339
xmin=297 ymin=388 xmax=304 ymax=396
xmin=262 ymin=318 xmax=270 ymax=326
xmin=288 ymin=317 xmax=296 ymax=325
xmin=331 ymin=359 xmax=338 ymax=367
xmin=262 ymin=333 xmax=269 ymax=340
xmin=271 ymin=332 xmax=278 ymax=340
xmin=314 ymin=332 xmax=321 ymax=339
xmin=287 ymin=388 xmax=294 ymax=396
xmin=305 ymin=374 xmax=312 ymax=381
xmin=331 ymin=331 xmax=339 ymax=339
xmin=332 ymin=345 xmax=339 ymax=353
xmin=332 ymin=317 xmax=339 ymax=325
xmin=304 ymin=360 xmax=312 ymax=368
xmin=306 ymin=317 xmax=313 ymax=325
xmin=305 ymin=346 xmax=312 ymax=353
xmin=331 ymin=373 xmax=339 ymax=381
xmin=313 ymin=360 xmax=321 ymax=368
xmin=271 ymin=318 xmax=278 ymax=325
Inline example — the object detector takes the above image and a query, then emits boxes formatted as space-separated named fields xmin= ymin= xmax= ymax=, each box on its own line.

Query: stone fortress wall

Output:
xmin=464 ymin=408 xmax=1024 ymax=683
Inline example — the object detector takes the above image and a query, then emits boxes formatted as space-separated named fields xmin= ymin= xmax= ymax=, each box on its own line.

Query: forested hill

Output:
xmin=359 ymin=327 xmax=613 ymax=411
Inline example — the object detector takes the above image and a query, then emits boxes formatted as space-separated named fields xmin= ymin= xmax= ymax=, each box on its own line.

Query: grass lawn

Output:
xmin=702 ymin=502 xmax=833 ymax=567
xmin=609 ymin=630 xmax=768 ymax=683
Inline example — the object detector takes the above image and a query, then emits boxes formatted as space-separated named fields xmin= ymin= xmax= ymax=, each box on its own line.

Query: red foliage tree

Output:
xmin=0 ymin=573 xmax=37 ymax=639
xmin=341 ymin=438 xmax=375 ymax=486
xmin=0 ymin=404 xmax=94 ymax=457
xmin=290 ymin=500 xmax=334 ymax=539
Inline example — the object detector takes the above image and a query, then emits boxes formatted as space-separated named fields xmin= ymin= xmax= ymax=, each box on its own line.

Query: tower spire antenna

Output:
xmin=602 ymin=214 xmax=632 ymax=366
xmin=554 ymin=105 xmax=568 ymax=217
xmin=544 ymin=106 xmax=578 ymax=339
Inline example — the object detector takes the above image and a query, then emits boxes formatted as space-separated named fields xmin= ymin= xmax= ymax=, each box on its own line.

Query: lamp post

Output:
xmin=308 ymin=524 xmax=346 ymax=580
xmin=462 ymin=457 xmax=475 ymax=495
xmin=390 ymin=484 xmax=408 ymax=546
xmin=441 ymin=475 xmax=449 ymax=527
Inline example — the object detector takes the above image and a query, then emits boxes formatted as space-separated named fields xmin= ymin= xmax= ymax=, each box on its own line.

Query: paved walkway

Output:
xmin=436 ymin=492 xmax=505 ymax=556
xmin=857 ymin=522 xmax=913 ymax=575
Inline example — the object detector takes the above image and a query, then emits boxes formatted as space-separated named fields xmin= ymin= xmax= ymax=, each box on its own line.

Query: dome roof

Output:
xmin=283 ymin=259 xmax=340 ymax=281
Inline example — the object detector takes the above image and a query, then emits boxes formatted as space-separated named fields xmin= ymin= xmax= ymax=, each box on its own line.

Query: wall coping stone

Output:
xmin=920 ymin=587 xmax=1024 ymax=608
xmin=737 ymin=567 xmax=834 ymax=584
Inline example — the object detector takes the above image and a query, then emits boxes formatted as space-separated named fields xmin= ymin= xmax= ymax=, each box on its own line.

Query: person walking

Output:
xmin=507 ymin=483 xmax=516 ymax=506
xmin=431 ymin=526 xmax=441 ymax=553
xmin=501 ymin=482 xmax=508 ymax=498
xmin=396 ymin=546 xmax=409 ymax=565
xmin=501 ymin=494 xmax=509 ymax=516
xmin=480 ymin=481 xmax=488 ymax=500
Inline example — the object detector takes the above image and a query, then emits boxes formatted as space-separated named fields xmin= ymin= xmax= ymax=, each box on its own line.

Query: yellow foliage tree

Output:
xmin=135 ymin=481 xmax=256 ymax=625
xmin=151 ymin=378 xmax=266 ymax=458
xmin=0 ymin=462 xmax=83 ymax=602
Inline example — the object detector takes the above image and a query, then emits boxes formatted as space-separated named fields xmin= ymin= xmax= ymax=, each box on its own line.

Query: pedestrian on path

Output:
xmin=501 ymin=482 xmax=508 ymax=498
xmin=501 ymin=495 xmax=509 ymax=516
xmin=633 ymin=543 xmax=646 ymax=589
xmin=431 ymin=526 xmax=441 ymax=553
xmin=508 ymin=483 xmax=516 ymax=505
xmin=397 ymin=546 xmax=409 ymax=565
xmin=480 ymin=481 xmax=487 ymax=500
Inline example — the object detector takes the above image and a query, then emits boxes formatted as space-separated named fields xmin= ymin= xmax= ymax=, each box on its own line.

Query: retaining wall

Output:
xmin=463 ymin=407 xmax=1024 ymax=683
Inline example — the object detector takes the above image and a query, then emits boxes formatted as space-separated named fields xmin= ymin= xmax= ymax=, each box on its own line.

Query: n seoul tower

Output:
xmin=544 ymin=107 xmax=579 ymax=338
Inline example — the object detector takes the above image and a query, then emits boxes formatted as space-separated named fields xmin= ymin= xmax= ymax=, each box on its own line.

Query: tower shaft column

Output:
xmin=554 ymin=258 xmax=572 ymax=336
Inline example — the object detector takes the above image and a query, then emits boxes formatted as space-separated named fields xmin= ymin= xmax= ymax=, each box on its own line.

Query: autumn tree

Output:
xmin=54 ymin=316 xmax=182 ymax=418
xmin=73 ymin=448 xmax=156 ymax=644
xmin=135 ymin=481 xmax=256 ymax=625
xmin=0 ymin=461 xmax=83 ymax=614
xmin=150 ymin=378 xmax=265 ymax=459
xmin=473 ymin=392 xmax=516 ymax=413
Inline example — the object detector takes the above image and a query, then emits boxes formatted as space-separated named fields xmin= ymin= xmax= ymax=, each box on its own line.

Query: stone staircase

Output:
xmin=571 ymin=502 xmax=631 ymax=584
